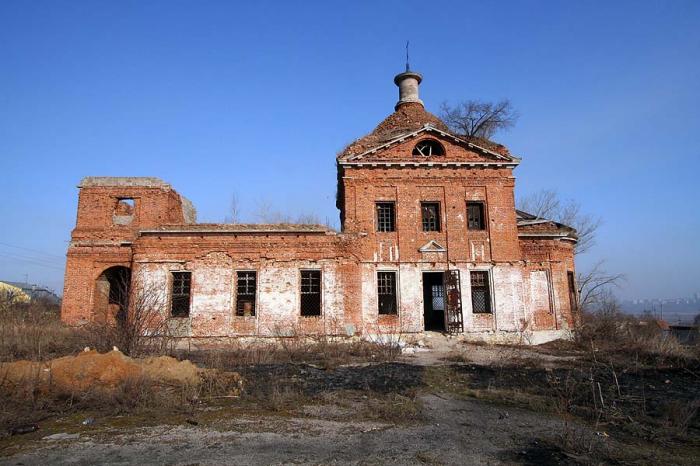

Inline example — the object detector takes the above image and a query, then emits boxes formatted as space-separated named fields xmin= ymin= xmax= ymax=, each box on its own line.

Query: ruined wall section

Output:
xmin=520 ymin=237 xmax=577 ymax=330
xmin=61 ymin=177 xmax=196 ymax=324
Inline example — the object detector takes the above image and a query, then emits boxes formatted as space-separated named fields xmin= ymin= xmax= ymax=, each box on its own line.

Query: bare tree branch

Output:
xmin=517 ymin=189 xmax=601 ymax=255
xmin=576 ymin=261 xmax=625 ymax=312
xmin=440 ymin=99 xmax=519 ymax=139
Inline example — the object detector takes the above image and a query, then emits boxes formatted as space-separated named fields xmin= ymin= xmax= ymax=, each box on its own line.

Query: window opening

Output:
xmin=300 ymin=270 xmax=322 ymax=316
xmin=470 ymin=271 xmax=492 ymax=313
xmin=377 ymin=271 xmax=398 ymax=315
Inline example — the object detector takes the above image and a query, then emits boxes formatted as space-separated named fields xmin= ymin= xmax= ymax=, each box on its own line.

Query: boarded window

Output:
xmin=531 ymin=270 xmax=552 ymax=314
xmin=171 ymin=271 xmax=191 ymax=317
xmin=470 ymin=271 xmax=492 ymax=313
xmin=236 ymin=271 xmax=257 ymax=316
xmin=467 ymin=202 xmax=485 ymax=230
xmin=300 ymin=270 xmax=321 ymax=316
xmin=377 ymin=271 xmax=398 ymax=315
xmin=421 ymin=202 xmax=441 ymax=232
xmin=376 ymin=202 xmax=396 ymax=232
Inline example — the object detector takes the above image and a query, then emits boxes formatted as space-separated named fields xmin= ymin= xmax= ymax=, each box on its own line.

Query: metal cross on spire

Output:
xmin=405 ymin=40 xmax=410 ymax=72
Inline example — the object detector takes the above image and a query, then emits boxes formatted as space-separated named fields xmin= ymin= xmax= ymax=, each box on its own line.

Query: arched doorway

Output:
xmin=94 ymin=266 xmax=131 ymax=323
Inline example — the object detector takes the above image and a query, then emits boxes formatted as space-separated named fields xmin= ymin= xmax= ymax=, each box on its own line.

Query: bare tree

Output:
xmin=252 ymin=198 xmax=331 ymax=226
xmin=295 ymin=213 xmax=322 ymax=225
xmin=576 ymin=261 xmax=625 ymax=313
xmin=253 ymin=199 xmax=293 ymax=223
xmin=440 ymin=99 xmax=519 ymax=139
xmin=93 ymin=271 xmax=174 ymax=356
xmin=223 ymin=193 xmax=240 ymax=223
xmin=517 ymin=189 xmax=601 ymax=255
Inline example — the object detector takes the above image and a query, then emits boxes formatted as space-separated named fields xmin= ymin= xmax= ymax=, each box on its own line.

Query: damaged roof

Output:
xmin=337 ymin=102 xmax=514 ymax=162
xmin=516 ymin=210 xmax=578 ymax=241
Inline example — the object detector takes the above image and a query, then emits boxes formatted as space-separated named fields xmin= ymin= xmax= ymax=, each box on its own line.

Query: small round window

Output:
xmin=412 ymin=139 xmax=445 ymax=157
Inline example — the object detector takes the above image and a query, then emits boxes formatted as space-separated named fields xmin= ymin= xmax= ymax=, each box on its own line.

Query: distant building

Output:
xmin=0 ymin=280 xmax=61 ymax=305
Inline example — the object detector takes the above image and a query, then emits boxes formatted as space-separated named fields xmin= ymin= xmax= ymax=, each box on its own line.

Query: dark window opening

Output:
xmin=421 ymin=202 xmax=441 ymax=232
xmin=470 ymin=271 xmax=492 ymax=313
xmin=171 ymin=271 xmax=191 ymax=317
xmin=467 ymin=202 xmax=486 ymax=230
xmin=567 ymin=271 xmax=577 ymax=313
xmin=377 ymin=271 xmax=398 ymax=315
xmin=236 ymin=271 xmax=257 ymax=317
xmin=376 ymin=202 xmax=396 ymax=232
xmin=300 ymin=270 xmax=321 ymax=316
xmin=412 ymin=139 xmax=445 ymax=157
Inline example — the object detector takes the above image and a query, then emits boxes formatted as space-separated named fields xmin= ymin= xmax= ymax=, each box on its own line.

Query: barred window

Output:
xmin=236 ymin=271 xmax=257 ymax=317
xmin=376 ymin=202 xmax=395 ymax=232
xmin=300 ymin=270 xmax=321 ymax=316
xmin=470 ymin=271 xmax=492 ymax=313
xmin=377 ymin=271 xmax=398 ymax=315
xmin=421 ymin=202 xmax=441 ymax=232
xmin=467 ymin=202 xmax=486 ymax=230
xmin=171 ymin=271 xmax=191 ymax=317
xmin=431 ymin=283 xmax=445 ymax=311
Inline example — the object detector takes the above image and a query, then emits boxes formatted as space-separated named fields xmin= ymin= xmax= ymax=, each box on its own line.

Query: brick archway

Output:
xmin=94 ymin=266 xmax=131 ymax=323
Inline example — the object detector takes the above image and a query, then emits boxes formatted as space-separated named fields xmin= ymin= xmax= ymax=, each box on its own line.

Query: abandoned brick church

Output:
xmin=61 ymin=68 xmax=578 ymax=343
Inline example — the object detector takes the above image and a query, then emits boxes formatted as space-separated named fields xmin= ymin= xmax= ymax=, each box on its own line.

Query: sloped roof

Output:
xmin=337 ymin=102 xmax=513 ymax=162
xmin=516 ymin=210 xmax=578 ymax=240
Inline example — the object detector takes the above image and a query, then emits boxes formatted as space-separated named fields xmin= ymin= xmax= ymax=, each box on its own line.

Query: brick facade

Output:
xmin=61 ymin=70 xmax=578 ymax=343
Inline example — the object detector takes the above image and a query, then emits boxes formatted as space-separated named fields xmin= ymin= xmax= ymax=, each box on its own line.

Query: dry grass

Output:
xmin=0 ymin=302 xmax=94 ymax=362
xmin=575 ymin=310 xmax=694 ymax=366
xmin=182 ymin=337 xmax=401 ymax=372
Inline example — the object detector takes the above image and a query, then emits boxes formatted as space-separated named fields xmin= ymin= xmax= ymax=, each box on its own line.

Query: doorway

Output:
xmin=423 ymin=272 xmax=446 ymax=331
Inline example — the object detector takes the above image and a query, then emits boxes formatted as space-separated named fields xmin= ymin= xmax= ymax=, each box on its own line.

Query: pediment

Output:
xmin=419 ymin=240 xmax=447 ymax=253
xmin=340 ymin=125 xmax=519 ymax=166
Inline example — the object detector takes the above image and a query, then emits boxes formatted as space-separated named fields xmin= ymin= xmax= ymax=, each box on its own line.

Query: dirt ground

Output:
xmin=1 ymin=333 xmax=698 ymax=465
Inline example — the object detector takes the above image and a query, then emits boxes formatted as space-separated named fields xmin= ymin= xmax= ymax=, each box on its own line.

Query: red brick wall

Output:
xmin=61 ymin=181 xmax=193 ymax=324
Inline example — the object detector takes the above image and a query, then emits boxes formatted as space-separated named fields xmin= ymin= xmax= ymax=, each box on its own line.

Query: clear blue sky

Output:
xmin=1 ymin=0 xmax=698 ymax=300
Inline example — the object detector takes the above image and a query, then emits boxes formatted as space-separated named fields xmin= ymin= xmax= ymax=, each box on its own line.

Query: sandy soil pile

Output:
xmin=0 ymin=349 xmax=242 ymax=396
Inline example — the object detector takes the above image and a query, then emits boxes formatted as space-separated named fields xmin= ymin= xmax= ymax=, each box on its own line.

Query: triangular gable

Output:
xmin=419 ymin=240 xmax=447 ymax=253
xmin=343 ymin=125 xmax=518 ymax=164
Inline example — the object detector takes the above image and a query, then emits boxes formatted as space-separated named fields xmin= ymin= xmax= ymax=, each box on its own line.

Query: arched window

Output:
xmin=412 ymin=139 xmax=445 ymax=157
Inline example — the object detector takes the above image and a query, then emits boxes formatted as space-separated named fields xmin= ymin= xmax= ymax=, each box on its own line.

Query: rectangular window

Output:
xmin=376 ymin=202 xmax=396 ymax=232
xmin=567 ymin=271 xmax=577 ymax=313
xmin=236 ymin=271 xmax=257 ymax=316
xmin=467 ymin=202 xmax=486 ymax=230
xmin=300 ymin=270 xmax=322 ymax=316
xmin=171 ymin=271 xmax=191 ymax=317
xmin=377 ymin=271 xmax=398 ymax=315
xmin=421 ymin=202 xmax=441 ymax=232
xmin=470 ymin=271 xmax=492 ymax=313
